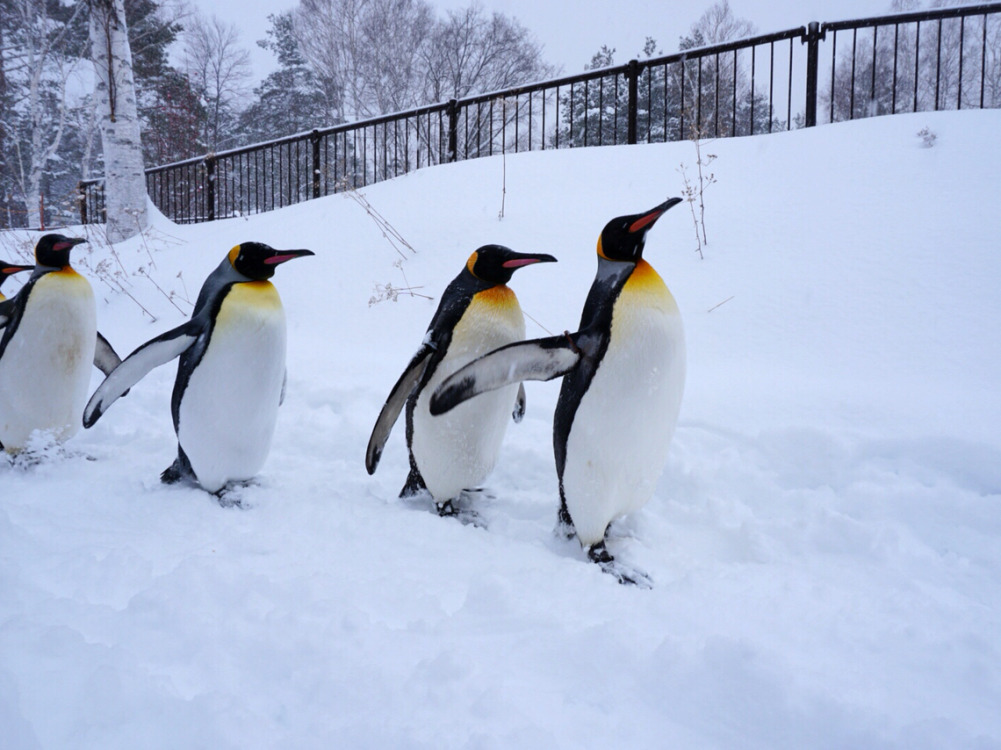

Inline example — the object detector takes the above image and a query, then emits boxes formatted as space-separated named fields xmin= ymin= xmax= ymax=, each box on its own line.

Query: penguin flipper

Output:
xmin=0 ymin=299 xmax=12 ymax=328
xmin=366 ymin=342 xmax=436 ymax=474
xmin=430 ymin=334 xmax=582 ymax=416
xmin=94 ymin=332 xmax=124 ymax=376
xmin=83 ymin=323 xmax=200 ymax=428
xmin=512 ymin=382 xmax=527 ymax=423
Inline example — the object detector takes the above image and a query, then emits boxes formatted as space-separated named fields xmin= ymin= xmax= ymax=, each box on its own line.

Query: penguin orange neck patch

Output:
xmin=475 ymin=284 xmax=516 ymax=307
xmin=624 ymin=259 xmax=668 ymax=293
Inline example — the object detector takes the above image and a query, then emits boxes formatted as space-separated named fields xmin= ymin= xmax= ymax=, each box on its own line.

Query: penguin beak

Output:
xmin=501 ymin=253 xmax=558 ymax=269
xmin=262 ymin=249 xmax=315 ymax=266
xmin=629 ymin=197 xmax=682 ymax=234
xmin=52 ymin=237 xmax=87 ymax=252
xmin=2 ymin=264 xmax=33 ymax=275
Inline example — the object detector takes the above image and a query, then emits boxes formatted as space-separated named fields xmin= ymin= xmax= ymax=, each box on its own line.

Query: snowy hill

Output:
xmin=2 ymin=110 xmax=1000 ymax=749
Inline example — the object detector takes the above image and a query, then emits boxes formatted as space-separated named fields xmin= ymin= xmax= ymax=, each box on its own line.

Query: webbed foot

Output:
xmin=588 ymin=542 xmax=653 ymax=589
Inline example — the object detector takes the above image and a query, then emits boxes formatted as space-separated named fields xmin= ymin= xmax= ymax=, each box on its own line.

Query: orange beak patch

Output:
xmin=629 ymin=210 xmax=663 ymax=234
xmin=502 ymin=258 xmax=541 ymax=269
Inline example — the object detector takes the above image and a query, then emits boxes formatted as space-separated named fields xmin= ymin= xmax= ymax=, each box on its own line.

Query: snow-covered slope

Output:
xmin=2 ymin=110 xmax=999 ymax=749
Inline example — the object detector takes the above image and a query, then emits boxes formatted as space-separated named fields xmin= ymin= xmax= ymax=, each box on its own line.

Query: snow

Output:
xmin=2 ymin=109 xmax=1000 ymax=749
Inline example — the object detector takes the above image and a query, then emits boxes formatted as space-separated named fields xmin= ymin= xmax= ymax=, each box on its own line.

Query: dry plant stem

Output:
xmin=137 ymin=266 xmax=189 ymax=315
xmin=707 ymin=295 xmax=735 ymax=313
xmin=677 ymin=162 xmax=703 ymax=260
xmin=341 ymin=179 xmax=429 ymax=303
xmin=693 ymin=138 xmax=709 ymax=245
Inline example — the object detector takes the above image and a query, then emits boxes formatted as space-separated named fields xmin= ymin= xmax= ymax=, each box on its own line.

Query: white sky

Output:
xmin=195 ymin=0 xmax=894 ymax=86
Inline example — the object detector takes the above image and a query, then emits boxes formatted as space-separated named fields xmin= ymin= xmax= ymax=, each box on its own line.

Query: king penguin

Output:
xmin=431 ymin=200 xmax=685 ymax=584
xmin=0 ymin=260 xmax=33 ymax=302
xmin=366 ymin=245 xmax=556 ymax=519
xmin=0 ymin=234 xmax=124 ymax=453
xmin=83 ymin=242 xmax=314 ymax=496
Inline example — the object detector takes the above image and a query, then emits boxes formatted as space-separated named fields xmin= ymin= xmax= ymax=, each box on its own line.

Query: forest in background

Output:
xmin=1 ymin=0 xmax=996 ymax=229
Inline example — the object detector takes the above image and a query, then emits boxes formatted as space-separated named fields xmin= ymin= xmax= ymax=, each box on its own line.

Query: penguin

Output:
xmin=430 ymin=200 xmax=685 ymax=585
xmin=366 ymin=245 xmax=557 ymax=519
xmin=83 ymin=242 xmax=314 ymax=496
xmin=0 ymin=260 xmax=33 ymax=302
xmin=0 ymin=234 xmax=124 ymax=453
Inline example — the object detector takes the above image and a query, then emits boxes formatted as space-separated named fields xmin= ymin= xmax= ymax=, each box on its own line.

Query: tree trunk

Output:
xmin=89 ymin=0 xmax=147 ymax=242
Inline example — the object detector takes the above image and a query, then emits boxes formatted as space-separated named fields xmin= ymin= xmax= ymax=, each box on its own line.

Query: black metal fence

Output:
xmin=77 ymin=3 xmax=1001 ymax=225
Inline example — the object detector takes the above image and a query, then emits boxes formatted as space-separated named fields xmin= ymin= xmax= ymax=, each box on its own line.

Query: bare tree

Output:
xmin=289 ymin=0 xmax=554 ymax=123
xmin=89 ymin=0 xmax=148 ymax=242
xmin=356 ymin=0 xmax=435 ymax=116
xmin=421 ymin=5 xmax=557 ymax=104
xmin=183 ymin=13 xmax=251 ymax=150
xmin=291 ymin=0 xmax=363 ymax=123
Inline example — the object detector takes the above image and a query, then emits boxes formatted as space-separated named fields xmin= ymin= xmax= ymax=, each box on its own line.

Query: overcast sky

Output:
xmin=195 ymin=0 xmax=894 ymax=86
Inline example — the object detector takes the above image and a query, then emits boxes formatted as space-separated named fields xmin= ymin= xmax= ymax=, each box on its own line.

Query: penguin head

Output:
xmin=0 ymin=261 xmax=33 ymax=288
xmin=597 ymin=198 xmax=682 ymax=263
xmin=227 ymin=242 xmax=315 ymax=280
xmin=34 ymin=234 xmax=86 ymax=268
xmin=465 ymin=245 xmax=557 ymax=285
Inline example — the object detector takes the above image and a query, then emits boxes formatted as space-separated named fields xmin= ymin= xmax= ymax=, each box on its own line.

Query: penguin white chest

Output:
xmin=563 ymin=263 xmax=686 ymax=546
xmin=412 ymin=287 xmax=526 ymax=502
xmin=178 ymin=282 xmax=286 ymax=491
xmin=0 ymin=271 xmax=96 ymax=450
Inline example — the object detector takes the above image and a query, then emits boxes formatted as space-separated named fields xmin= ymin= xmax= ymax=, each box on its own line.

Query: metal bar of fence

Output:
xmin=77 ymin=3 xmax=1001 ymax=226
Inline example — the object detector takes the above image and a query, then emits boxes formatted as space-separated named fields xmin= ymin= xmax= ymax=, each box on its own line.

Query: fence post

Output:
xmin=310 ymin=129 xmax=322 ymax=199
xmin=804 ymin=22 xmax=824 ymax=127
xmin=626 ymin=59 xmax=640 ymax=144
xmin=77 ymin=181 xmax=87 ymax=225
xmin=205 ymin=154 xmax=216 ymax=222
xmin=447 ymin=99 xmax=459 ymax=162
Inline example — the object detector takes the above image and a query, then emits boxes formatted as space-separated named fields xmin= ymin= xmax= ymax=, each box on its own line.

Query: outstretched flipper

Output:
xmin=84 ymin=323 xmax=200 ymax=428
xmin=429 ymin=333 xmax=582 ymax=417
xmin=366 ymin=340 xmax=437 ymax=474
xmin=94 ymin=332 xmax=124 ymax=377
xmin=512 ymin=383 xmax=527 ymax=423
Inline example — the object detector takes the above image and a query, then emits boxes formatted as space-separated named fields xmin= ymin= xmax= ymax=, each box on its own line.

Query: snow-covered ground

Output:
xmin=2 ymin=110 xmax=999 ymax=749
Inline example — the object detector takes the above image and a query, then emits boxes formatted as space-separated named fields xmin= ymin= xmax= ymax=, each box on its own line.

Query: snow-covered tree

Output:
xmin=237 ymin=12 xmax=331 ymax=143
xmin=1 ymin=0 xmax=88 ymax=228
xmin=89 ymin=0 xmax=148 ymax=241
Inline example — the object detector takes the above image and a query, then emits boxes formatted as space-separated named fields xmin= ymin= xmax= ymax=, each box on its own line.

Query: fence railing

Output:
xmin=77 ymin=2 xmax=1001 ymax=226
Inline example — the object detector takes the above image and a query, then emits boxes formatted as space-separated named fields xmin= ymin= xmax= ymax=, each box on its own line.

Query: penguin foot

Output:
xmin=5 ymin=432 xmax=68 ymax=468
xmin=212 ymin=478 xmax=260 ymax=508
xmin=214 ymin=487 xmax=246 ymax=509
xmin=436 ymin=498 xmax=486 ymax=528
xmin=588 ymin=543 xmax=653 ymax=589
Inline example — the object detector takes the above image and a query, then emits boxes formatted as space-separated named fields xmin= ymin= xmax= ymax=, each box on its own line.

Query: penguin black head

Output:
xmin=597 ymin=198 xmax=682 ymax=263
xmin=1 ymin=261 xmax=33 ymax=289
xmin=228 ymin=242 xmax=315 ymax=280
xmin=465 ymin=245 xmax=557 ymax=285
xmin=34 ymin=234 xmax=87 ymax=269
